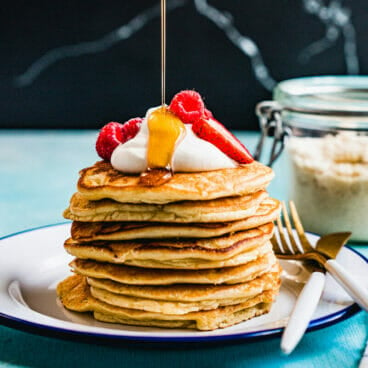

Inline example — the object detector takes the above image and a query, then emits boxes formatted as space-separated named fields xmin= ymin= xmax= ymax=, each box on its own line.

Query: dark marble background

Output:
xmin=1 ymin=0 xmax=366 ymax=129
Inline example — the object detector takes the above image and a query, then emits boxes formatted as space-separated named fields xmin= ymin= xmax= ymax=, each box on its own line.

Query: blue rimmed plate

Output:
xmin=0 ymin=223 xmax=366 ymax=344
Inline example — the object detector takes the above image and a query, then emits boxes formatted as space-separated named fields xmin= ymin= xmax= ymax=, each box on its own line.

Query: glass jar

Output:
xmin=256 ymin=76 xmax=368 ymax=242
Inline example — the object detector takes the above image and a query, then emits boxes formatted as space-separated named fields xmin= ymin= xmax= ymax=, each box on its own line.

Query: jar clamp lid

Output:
xmin=255 ymin=76 xmax=368 ymax=166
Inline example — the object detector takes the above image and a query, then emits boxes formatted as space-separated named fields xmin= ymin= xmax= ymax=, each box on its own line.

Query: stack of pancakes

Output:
xmin=57 ymin=160 xmax=281 ymax=330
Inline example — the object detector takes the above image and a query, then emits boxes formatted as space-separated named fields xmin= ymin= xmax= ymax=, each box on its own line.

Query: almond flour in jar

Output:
xmin=255 ymin=76 xmax=368 ymax=241
xmin=287 ymin=133 xmax=368 ymax=241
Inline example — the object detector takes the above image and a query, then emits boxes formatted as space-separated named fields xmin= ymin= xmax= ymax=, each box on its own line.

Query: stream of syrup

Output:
xmin=161 ymin=0 xmax=166 ymax=106
xmin=139 ymin=0 xmax=186 ymax=187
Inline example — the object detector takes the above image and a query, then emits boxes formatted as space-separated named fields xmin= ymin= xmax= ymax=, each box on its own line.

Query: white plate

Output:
xmin=0 ymin=223 xmax=366 ymax=344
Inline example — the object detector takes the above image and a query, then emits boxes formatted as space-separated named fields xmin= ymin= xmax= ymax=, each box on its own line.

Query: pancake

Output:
xmin=66 ymin=240 xmax=273 ymax=270
xmin=88 ymin=265 xmax=280 ymax=302
xmin=77 ymin=161 xmax=274 ymax=204
xmin=57 ymin=274 xmax=279 ymax=330
xmin=63 ymin=190 xmax=268 ymax=223
xmin=65 ymin=224 xmax=273 ymax=269
xmin=70 ymin=198 xmax=280 ymax=241
xmin=91 ymin=285 xmax=264 ymax=315
xmin=70 ymin=252 xmax=277 ymax=285
xmin=87 ymin=265 xmax=280 ymax=314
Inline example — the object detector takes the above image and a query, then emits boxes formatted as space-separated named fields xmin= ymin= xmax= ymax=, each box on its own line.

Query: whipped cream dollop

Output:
xmin=111 ymin=108 xmax=237 ymax=173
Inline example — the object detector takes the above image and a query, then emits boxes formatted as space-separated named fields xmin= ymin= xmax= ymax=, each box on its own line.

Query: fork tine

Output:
xmin=275 ymin=215 xmax=289 ymax=254
xmin=281 ymin=202 xmax=301 ymax=254
xmin=270 ymin=235 xmax=282 ymax=254
xmin=289 ymin=201 xmax=313 ymax=250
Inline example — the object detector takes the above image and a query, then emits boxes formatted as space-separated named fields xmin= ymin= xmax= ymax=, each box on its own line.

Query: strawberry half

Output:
xmin=169 ymin=90 xmax=205 ymax=124
xmin=96 ymin=118 xmax=142 ymax=161
xmin=192 ymin=118 xmax=254 ymax=164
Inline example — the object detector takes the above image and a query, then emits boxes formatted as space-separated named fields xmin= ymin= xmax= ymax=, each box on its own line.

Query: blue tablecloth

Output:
xmin=0 ymin=130 xmax=367 ymax=368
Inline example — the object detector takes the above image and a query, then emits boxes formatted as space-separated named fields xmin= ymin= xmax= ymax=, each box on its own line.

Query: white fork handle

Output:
xmin=325 ymin=259 xmax=368 ymax=312
xmin=281 ymin=271 xmax=326 ymax=355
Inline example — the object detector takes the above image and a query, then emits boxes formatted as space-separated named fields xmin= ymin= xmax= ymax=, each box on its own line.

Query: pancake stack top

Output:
xmin=58 ymin=91 xmax=281 ymax=331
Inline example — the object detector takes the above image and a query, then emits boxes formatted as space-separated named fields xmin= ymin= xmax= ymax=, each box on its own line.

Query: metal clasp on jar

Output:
xmin=254 ymin=101 xmax=290 ymax=167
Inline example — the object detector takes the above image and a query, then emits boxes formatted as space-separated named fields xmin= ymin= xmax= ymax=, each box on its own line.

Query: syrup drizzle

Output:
xmin=161 ymin=0 xmax=166 ymax=106
xmin=139 ymin=106 xmax=185 ymax=186
xmin=139 ymin=0 xmax=186 ymax=187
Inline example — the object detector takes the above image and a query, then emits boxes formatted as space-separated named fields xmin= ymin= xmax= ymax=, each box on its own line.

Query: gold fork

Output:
xmin=271 ymin=201 xmax=350 ymax=266
xmin=272 ymin=201 xmax=368 ymax=354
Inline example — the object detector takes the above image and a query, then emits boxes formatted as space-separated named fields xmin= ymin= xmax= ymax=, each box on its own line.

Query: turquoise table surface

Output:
xmin=0 ymin=130 xmax=367 ymax=368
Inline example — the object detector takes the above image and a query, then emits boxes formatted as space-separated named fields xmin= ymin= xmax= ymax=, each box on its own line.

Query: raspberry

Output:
xmin=122 ymin=118 xmax=143 ymax=141
xmin=169 ymin=90 xmax=205 ymax=124
xmin=96 ymin=118 xmax=142 ymax=161
xmin=96 ymin=122 xmax=123 ymax=161
xmin=204 ymin=108 xmax=213 ymax=119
